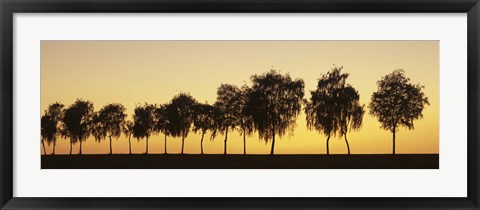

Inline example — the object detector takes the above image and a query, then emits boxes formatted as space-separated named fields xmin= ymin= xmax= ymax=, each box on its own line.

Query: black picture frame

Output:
xmin=1 ymin=0 xmax=479 ymax=209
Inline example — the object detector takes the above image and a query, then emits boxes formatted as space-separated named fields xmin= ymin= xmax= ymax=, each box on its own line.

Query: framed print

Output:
xmin=39 ymin=40 xmax=439 ymax=169
xmin=1 ymin=0 xmax=479 ymax=209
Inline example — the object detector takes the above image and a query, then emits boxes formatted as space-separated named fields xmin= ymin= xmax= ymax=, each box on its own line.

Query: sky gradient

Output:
xmin=41 ymin=40 xmax=439 ymax=155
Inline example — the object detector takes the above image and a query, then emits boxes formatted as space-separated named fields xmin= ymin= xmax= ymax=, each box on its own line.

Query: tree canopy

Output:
xmin=92 ymin=103 xmax=127 ymax=154
xmin=369 ymin=69 xmax=429 ymax=154
xmin=123 ymin=120 xmax=134 ymax=154
xmin=304 ymin=67 xmax=364 ymax=154
xmin=132 ymin=103 xmax=156 ymax=154
xmin=154 ymin=104 xmax=170 ymax=153
xmin=237 ymin=85 xmax=254 ymax=154
xmin=215 ymin=84 xmax=243 ymax=154
xmin=41 ymin=102 xmax=65 ymax=155
xmin=192 ymin=102 xmax=216 ymax=154
xmin=246 ymin=70 xmax=305 ymax=155
xmin=154 ymin=105 xmax=170 ymax=137
xmin=61 ymin=99 xmax=94 ymax=155
xmin=166 ymin=93 xmax=197 ymax=154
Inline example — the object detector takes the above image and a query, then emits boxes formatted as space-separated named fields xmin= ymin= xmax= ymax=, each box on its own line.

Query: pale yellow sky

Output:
xmin=41 ymin=41 xmax=438 ymax=154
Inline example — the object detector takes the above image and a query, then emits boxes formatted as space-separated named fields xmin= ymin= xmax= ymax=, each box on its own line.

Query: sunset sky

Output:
xmin=41 ymin=41 xmax=439 ymax=155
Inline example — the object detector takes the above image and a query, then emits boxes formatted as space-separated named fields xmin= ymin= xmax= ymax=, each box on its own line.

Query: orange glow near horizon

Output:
xmin=41 ymin=41 xmax=439 ymax=155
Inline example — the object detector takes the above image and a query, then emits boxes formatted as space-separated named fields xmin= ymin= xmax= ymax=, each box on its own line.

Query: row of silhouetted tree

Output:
xmin=41 ymin=67 xmax=429 ymax=155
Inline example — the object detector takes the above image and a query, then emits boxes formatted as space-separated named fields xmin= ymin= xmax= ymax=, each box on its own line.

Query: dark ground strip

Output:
xmin=41 ymin=154 xmax=439 ymax=169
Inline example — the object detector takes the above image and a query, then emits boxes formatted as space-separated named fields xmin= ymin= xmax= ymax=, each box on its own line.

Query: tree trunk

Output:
xmin=200 ymin=131 xmax=205 ymax=155
xmin=344 ymin=133 xmax=351 ymax=155
xmin=181 ymin=136 xmax=185 ymax=154
xmin=270 ymin=127 xmax=275 ymax=155
xmin=224 ymin=128 xmax=228 ymax=155
xmin=53 ymin=141 xmax=56 ymax=155
xmin=392 ymin=130 xmax=396 ymax=155
xmin=109 ymin=136 xmax=113 ymax=155
xmin=69 ymin=141 xmax=72 ymax=155
xmin=326 ymin=134 xmax=330 ymax=155
xmin=164 ymin=134 xmax=167 ymax=154
xmin=128 ymin=134 xmax=132 ymax=154
xmin=146 ymin=137 xmax=149 ymax=154
xmin=243 ymin=129 xmax=246 ymax=155
xmin=42 ymin=141 xmax=47 ymax=155
xmin=79 ymin=140 xmax=82 ymax=155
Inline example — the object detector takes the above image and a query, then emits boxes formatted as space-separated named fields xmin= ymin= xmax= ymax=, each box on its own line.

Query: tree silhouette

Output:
xmin=369 ymin=69 xmax=429 ymax=154
xmin=154 ymin=104 xmax=170 ymax=154
xmin=305 ymin=67 xmax=364 ymax=155
xmin=166 ymin=93 xmax=196 ymax=154
xmin=208 ymin=105 xmax=222 ymax=144
xmin=246 ymin=70 xmax=305 ymax=155
xmin=41 ymin=114 xmax=54 ymax=155
xmin=61 ymin=99 xmax=94 ymax=155
xmin=304 ymin=71 xmax=340 ymax=155
xmin=132 ymin=103 xmax=156 ymax=154
xmin=238 ymin=85 xmax=254 ymax=155
xmin=92 ymin=103 xmax=127 ymax=154
xmin=41 ymin=102 xmax=64 ymax=155
xmin=122 ymin=120 xmax=134 ymax=154
xmin=215 ymin=84 xmax=242 ymax=155
xmin=338 ymin=85 xmax=365 ymax=154
xmin=192 ymin=102 xmax=216 ymax=154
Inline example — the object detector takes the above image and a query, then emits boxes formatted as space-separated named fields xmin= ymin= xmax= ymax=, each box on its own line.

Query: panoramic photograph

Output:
xmin=40 ymin=41 xmax=438 ymax=169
